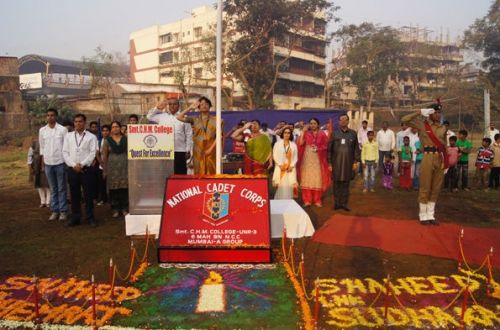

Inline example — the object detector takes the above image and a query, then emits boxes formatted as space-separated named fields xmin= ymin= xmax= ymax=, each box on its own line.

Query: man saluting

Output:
xmin=402 ymin=101 xmax=447 ymax=225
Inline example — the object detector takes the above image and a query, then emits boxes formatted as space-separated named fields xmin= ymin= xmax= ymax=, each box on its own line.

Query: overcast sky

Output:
xmin=0 ymin=0 xmax=492 ymax=61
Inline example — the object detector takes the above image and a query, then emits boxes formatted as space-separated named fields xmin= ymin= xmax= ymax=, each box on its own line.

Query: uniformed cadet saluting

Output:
xmin=402 ymin=101 xmax=448 ymax=225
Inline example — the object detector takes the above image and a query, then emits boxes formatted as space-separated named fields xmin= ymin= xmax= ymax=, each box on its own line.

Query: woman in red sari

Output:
xmin=297 ymin=118 xmax=331 ymax=207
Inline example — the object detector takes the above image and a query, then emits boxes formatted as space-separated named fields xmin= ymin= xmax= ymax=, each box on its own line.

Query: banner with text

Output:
xmin=127 ymin=124 xmax=174 ymax=160
xmin=158 ymin=176 xmax=271 ymax=263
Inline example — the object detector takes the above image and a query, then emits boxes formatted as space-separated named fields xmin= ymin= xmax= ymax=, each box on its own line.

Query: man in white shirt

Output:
xmin=39 ymin=108 xmax=68 ymax=221
xmin=63 ymin=114 xmax=98 ymax=227
xmin=487 ymin=123 xmax=499 ymax=141
xmin=357 ymin=120 xmax=372 ymax=175
xmin=147 ymin=98 xmax=193 ymax=174
xmin=376 ymin=121 xmax=395 ymax=169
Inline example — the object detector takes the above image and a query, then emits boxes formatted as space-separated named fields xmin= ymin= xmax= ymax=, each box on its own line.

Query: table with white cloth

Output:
xmin=126 ymin=199 xmax=314 ymax=239
xmin=270 ymin=199 xmax=315 ymax=238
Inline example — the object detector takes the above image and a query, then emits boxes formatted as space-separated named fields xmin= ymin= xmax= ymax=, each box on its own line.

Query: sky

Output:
xmin=0 ymin=0 xmax=493 ymax=61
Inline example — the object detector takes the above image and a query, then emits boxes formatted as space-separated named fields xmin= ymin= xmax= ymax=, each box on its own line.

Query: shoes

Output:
xmin=334 ymin=205 xmax=341 ymax=210
xmin=89 ymin=221 xmax=97 ymax=227
xmin=314 ymin=203 xmax=322 ymax=208
xmin=429 ymin=220 xmax=439 ymax=225
xmin=48 ymin=212 xmax=59 ymax=221
xmin=452 ymin=188 xmax=458 ymax=193
xmin=96 ymin=201 xmax=104 ymax=206
xmin=58 ymin=212 xmax=67 ymax=221
xmin=420 ymin=220 xmax=431 ymax=225
xmin=363 ymin=188 xmax=368 ymax=193
xmin=39 ymin=204 xmax=46 ymax=208
xmin=303 ymin=203 xmax=311 ymax=207
xmin=370 ymin=189 xmax=375 ymax=193
xmin=122 ymin=211 xmax=129 ymax=216
xmin=342 ymin=206 xmax=351 ymax=212
xmin=463 ymin=188 xmax=470 ymax=192
xmin=112 ymin=211 xmax=120 ymax=218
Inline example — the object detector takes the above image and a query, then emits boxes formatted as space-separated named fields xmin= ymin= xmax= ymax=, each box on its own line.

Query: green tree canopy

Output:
xmin=333 ymin=23 xmax=405 ymax=111
xmin=464 ymin=0 xmax=500 ymax=86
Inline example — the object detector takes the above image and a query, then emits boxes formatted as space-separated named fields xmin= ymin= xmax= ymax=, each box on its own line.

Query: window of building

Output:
xmin=159 ymin=33 xmax=172 ymax=44
xmin=194 ymin=27 xmax=202 ymax=38
xmin=194 ymin=47 xmax=203 ymax=59
xmin=194 ymin=68 xmax=203 ymax=78
xmin=159 ymin=51 xmax=173 ymax=64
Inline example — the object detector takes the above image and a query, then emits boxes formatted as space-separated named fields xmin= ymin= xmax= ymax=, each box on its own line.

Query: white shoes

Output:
xmin=48 ymin=212 xmax=59 ymax=221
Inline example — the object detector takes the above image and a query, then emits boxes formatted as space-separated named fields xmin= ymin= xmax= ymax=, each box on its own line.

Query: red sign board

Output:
xmin=158 ymin=176 xmax=271 ymax=263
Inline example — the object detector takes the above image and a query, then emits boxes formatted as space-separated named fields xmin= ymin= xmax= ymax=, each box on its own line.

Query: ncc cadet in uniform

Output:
xmin=402 ymin=101 xmax=448 ymax=225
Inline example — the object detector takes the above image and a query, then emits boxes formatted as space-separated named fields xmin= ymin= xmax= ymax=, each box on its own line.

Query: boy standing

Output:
xmin=456 ymin=129 xmax=473 ymax=191
xmin=361 ymin=130 xmax=378 ymax=192
xmin=475 ymin=138 xmax=494 ymax=191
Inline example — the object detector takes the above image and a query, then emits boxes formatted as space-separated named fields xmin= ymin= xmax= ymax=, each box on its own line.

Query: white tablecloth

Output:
xmin=270 ymin=199 xmax=315 ymax=238
xmin=126 ymin=199 xmax=314 ymax=239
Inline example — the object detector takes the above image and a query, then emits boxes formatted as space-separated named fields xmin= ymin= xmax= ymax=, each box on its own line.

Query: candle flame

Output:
xmin=204 ymin=271 xmax=224 ymax=285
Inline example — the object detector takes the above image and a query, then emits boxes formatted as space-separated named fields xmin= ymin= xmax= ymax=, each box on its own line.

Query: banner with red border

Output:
xmin=158 ymin=176 xmax=271 ymax=263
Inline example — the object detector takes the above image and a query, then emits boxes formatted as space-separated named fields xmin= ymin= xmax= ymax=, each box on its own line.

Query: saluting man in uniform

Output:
xmin=402 ymin=101 xmax=447 ymax=225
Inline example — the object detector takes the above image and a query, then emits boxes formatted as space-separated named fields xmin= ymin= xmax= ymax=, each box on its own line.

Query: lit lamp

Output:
xmin=196 ymin=271 xmax=226 ymax=313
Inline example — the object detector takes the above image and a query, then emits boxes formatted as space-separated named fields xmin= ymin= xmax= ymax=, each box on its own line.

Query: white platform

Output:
xmin=125 ymin=199 xmax=314 ymax=239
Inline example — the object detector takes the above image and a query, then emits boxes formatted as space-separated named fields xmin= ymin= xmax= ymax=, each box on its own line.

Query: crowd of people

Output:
xmin=29 ymin=97 xmax=499 ymax=227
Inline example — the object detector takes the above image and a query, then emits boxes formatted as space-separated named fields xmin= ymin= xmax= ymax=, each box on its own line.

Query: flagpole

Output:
xmin=215 ymin=0 xmax=223 ymax=174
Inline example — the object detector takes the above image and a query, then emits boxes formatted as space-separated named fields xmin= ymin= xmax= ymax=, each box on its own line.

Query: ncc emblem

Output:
xmin=203 ymin=192 xmax=229 ymax=226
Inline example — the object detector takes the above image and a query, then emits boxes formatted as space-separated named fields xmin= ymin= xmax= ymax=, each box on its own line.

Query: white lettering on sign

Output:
xmin=166 ymin=185 xmax=203 ymax=208
xmin=240 ymin=188 xmax=267 ymax=208
xmin=206 ymin=183 xmax=236 ymax=193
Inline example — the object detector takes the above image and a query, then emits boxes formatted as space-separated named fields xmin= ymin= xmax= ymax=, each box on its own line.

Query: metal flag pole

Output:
xmin=215 ymin=0 xmax=223 ymax=174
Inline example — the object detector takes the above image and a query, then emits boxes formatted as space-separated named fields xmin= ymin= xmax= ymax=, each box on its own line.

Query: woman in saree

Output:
xmin=231 ymin=119 xmax=272 ymax=175
xmin=272 ymin=127 xmax=298 ymax=199
xmin=297 ymin=118 xmax=331 ymax=207
xmin=176 ymin=96 xmax=222 ymax=175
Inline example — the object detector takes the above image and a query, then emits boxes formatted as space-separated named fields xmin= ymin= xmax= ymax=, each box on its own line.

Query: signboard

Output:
xmin=19 ymin=73 xmax=42 ymax=89
xmin=158 ymin=176 xmax=271 ymax=263
xmin=127 ymin=124 xmax=174 ymax=160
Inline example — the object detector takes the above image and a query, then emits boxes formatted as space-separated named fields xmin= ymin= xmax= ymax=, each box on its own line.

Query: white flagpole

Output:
xmin=215 ymin=0 xmax=223 ymax=174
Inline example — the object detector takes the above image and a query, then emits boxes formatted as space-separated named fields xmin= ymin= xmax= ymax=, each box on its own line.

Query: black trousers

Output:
xmin=444 ymin=165 xmax=458 ymax=190
xmin=97 ymin=168 xmax=107 ymax=202
xmin=489 ymin=167 xmax=500 ymax=188
xmin=174 ymin=151 xmax=187 ymax=174
xmin=333 ymin=180 xmax=351 ymax=207
xmin=67 ymin=167 xmax=95 ymax=224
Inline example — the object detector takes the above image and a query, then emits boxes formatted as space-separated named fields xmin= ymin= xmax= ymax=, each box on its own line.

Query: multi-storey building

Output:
xmin=129 ymin=5 xmax=327 ymax=109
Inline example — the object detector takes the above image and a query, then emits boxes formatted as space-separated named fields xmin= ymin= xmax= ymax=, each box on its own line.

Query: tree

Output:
xmin=82 ymin=46 xmax=129 ymax=119
xmin=464 ymin=0 xmax=500 ymax=86
xmin=28 ymin=96 xmax=74 ymax=129
xmin=224 ymin=0 xmax=337 ymax=109
xmin=333 ymin=23 xmax=405 ymax=112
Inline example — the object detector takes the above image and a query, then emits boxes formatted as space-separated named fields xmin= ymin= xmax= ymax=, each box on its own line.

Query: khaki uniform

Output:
xmin=402 ymin=111 xmax=447 ymax=222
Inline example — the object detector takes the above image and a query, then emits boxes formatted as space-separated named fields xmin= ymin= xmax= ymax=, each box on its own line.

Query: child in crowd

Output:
xmin=444 ymin=135 xmax=460 ymax=192
xmin=456 ymin=129 xmax=472 ymax=191
xmin=489 ymin=133 xmax=500 ymax=189
xmin=361 ymin=130 xmax=378 ymax=192
xmin=475 ymin=137 xmax=494 ymax=190
xmin=382 ymin=153 xmax=394 ymax=190
xmin=399 ymin=136 xmax=412 ymax=190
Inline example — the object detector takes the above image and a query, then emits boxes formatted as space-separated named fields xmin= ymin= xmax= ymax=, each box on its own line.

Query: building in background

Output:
xmin=129 ymin=5 xmax=327 ymax=109
xmin=328 ymin=25 xmax=465 ymax=108
xmin=19 ymin=54 xmax=92 ymax=98
xmin=0 ymin=57 xmax=28 ymax=132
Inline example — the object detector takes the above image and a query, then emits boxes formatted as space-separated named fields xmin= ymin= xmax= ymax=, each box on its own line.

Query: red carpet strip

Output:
xmin=312 ymin=214 xmax=500 ymax=269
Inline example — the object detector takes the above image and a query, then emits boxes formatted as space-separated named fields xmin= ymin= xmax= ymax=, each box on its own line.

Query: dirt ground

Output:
xmin=1 ymin=145 xmax=499 ymax=328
